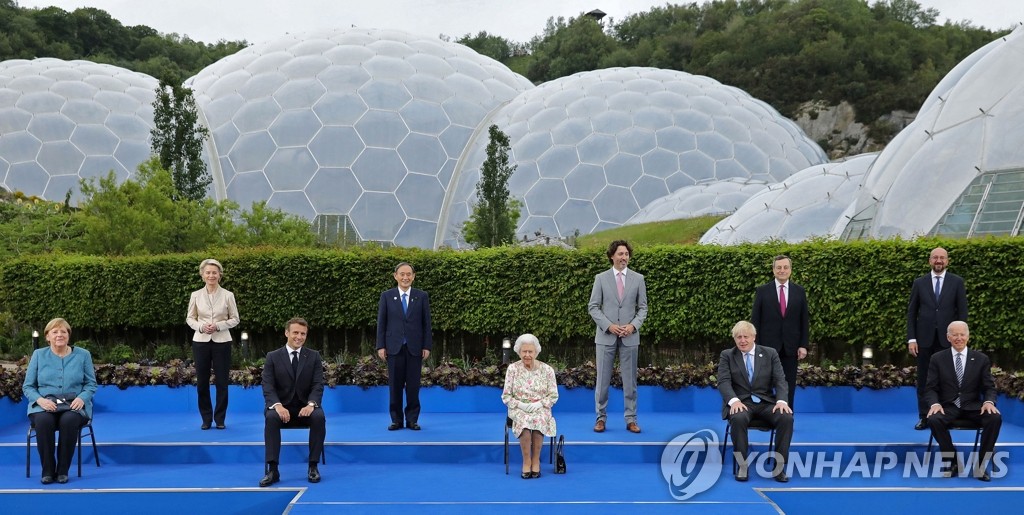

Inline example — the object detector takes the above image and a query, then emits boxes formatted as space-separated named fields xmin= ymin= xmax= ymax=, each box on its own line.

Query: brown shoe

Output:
xmin=626 ymin=422 xmax=641 ymax=433
xmin=593 ymin=420 xmax=606 ymax=433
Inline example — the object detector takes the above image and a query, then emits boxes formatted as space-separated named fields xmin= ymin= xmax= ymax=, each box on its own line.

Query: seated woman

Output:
xmin=501 ymin=333 xmax=558 ymax=479
xmin=22 ymin=318 xmax=97 ymax=484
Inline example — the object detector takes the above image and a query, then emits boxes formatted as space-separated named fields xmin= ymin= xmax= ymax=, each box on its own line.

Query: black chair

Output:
xmin=722 ymin=419 xmax=776 ymax=474
xmin=926 ymin=418 xmax=983 ymax=468
xmin=503 ymin=416 xmax=554 ymax=475
xmin=27 ymin=418 xmax=100 ymax=478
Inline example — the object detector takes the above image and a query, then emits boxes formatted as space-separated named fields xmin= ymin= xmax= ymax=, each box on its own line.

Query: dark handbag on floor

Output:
xmin=554 ymin=435 xmax=566 ymax=474
xmin=43 ymin=393 xmax=77 ymax=412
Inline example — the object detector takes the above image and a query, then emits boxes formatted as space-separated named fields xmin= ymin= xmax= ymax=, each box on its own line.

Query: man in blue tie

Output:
xmin=377 ymin=262 xmax=433 ymax=431
xmin=907 ymin=247 xmax=968 ymax=430
xmin=717 ymin=321 xmax=793 ymax=482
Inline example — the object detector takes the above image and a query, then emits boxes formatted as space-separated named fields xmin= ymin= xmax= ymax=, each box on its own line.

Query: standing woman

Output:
xmin=187 ymin=258 xmax=240 ymax=430
xmin=23 ymin=318 xmax=97 ymax=484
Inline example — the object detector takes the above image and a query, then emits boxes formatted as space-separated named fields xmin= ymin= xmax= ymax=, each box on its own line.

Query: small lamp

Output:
xmin=241 ymin=331 xmax=249 ymax=360
xmin=502 ymin=337 xmax=512 ymax=365
xmin=32 ymin=330 xmax=39 ymax=350
xmin=862 ymin=345 xmax=874 ymax=367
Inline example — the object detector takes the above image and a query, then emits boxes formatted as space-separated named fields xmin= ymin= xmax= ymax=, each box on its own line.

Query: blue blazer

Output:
xmin=376 ymin=287 xmax=433 ymax=355
xmin=23 ymin=346 xmax=97 ymax=420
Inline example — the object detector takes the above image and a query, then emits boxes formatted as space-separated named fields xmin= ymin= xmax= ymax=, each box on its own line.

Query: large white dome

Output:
xmin=0 ymin=58 xmax=157 ymax=201
xmin=185 ymin=28 xmax=533 ymax=248
xmin=440 ymin=67 xmax=827 ymax=247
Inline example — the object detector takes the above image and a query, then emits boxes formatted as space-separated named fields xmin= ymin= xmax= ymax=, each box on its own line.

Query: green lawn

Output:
xmin=575 ymin=215 xmax=725 ymax=248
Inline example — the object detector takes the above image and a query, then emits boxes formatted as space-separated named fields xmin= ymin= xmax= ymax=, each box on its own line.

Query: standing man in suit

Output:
xmin=377 ymin=262 xmax=432 ymax=431
xmin=260 ymin=318 xmax=325 ymax=487
xmin=751 ymin=255 xmax=808 ymax=408
xmin=925 ymin=321 xmax=1001 ymax=481
xmin=908 ymin=247 xmax=968 ymax=430
xmin=718 ymin=320 xmax=794 ymax=483
xmin=588 ymin=240 xmax=648 ymax=433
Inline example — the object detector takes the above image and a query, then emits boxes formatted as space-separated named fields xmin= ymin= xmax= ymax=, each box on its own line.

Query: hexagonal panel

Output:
xmin=397 ymin=133 xmax=447 ymax=175
xmin=229 ymin=131 xmax=277 ymax=173
xmin=266 ymin=190 xmax=317 ymax=220
xmin=307 ymin=167 xmax=362 ymax=213
xmin=352 ymin=148 xmax=406 ymax=192
xmin=349 ymin=192 xmax=404 ymax=241
xmin=309 ymin=126 xmax=364 ymax=168
xmin=354 ymin=109 xmax=408 ymax=148
xmin=265 ymin=147 xmax=318 ymax=190
xmin=268 ymin=109 xmax=322 ymax=147
xmin=396 ymin=173 xmax=444 ymax=221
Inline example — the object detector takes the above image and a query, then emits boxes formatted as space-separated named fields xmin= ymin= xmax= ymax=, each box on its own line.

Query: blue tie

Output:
xmin=934 ymin=276 xmax=941 ymax=301
xmin=402 ymin=292 xmax=408 ymax=315
xmin=746 ymin=352 xmax=760 ymax=403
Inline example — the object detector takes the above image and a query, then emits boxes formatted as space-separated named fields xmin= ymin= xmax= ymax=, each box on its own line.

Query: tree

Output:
xmin=462 ymin=125 xmax=521 ymax=248
xmin=150 ymin=80 xmax=211 ymax=202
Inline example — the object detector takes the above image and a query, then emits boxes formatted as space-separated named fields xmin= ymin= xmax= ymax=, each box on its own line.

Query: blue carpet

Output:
xmin=762 ymin=489 xmax=1024 ymax=514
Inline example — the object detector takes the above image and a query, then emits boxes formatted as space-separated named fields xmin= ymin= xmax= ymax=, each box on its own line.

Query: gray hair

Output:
xmin=514 ymin=333 xmax=541 ymax=355
xmin=731 ymin=320 xmax=756 ymax=338
xmin=199 ymin=258 xmax=224 ymax=275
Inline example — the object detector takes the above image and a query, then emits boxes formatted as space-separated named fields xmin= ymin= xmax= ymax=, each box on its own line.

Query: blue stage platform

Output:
xmin=1 ymin=385 xmax=1023 ymax=514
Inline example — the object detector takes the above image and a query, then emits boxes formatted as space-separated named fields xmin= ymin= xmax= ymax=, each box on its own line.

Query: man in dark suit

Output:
xmin=377 ymin=262 xmax=432 ymax=431
xmin=260 ymin=318 xmax=326 ymax=487
xmin=908 ymin=247 xmax=968 ymax=430
xmin=751 ymin=255 xmax=808 ymax=408
xmin=925 ymin=321 xmax=1000 ymax=481
xmin=588 ymin=240 xmax=648 ymax=433
xmin=718 ymin=320 xmax=794 ymax=483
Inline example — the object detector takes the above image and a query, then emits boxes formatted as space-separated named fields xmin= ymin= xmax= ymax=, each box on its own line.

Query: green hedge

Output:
xmin=2 ymin=238 xmax=1022 ymax=355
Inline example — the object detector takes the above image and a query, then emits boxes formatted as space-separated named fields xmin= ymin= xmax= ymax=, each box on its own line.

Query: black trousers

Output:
xmin=778 ymin=348 xmax=798 ymax=408
xmin=264 ymin=405 xmax=326 ymax=464
xmin=193 ymin=341 xmax=231 ymax=424
xmin=30 ymin=410 xmax=86 ymax=476
xmin=727 ymin=401 xmax=794 ymax=471
xmin=927 ymin=406 xmax=1002 ymax=469
xmin=387 ymin=348 xmax=423 ymax=425
xmin=915 ymin=331 xmax=948 ymax=418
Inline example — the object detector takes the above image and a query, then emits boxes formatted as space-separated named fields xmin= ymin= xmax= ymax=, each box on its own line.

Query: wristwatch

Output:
xmin=308 ymin=401 xmax=317 ymax=408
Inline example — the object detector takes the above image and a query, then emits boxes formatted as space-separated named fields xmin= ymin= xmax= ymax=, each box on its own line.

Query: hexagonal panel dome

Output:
xmin=0 ymin=58 xmax=157 ymax=201
xmin=700 ymin=153 xmax=877 ymax=244
xmin=440 ymin=67 xmax=827 ymax=247
xmin=626 ymin=178 xmax=770 ymax=225
xmin=185 ymin=28 xmax=533 ymax=248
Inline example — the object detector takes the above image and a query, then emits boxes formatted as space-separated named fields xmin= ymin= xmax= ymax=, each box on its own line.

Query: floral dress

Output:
xmin=501 ymin=360 xmax=558 ymax=437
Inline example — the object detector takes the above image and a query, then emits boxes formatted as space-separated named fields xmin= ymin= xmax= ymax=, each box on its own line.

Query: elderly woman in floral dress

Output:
xmin=501 ymin=333 xmax=558 ymax=479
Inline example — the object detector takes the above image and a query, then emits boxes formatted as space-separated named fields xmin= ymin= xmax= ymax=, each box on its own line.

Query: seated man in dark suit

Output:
xmin=260 ymin=318 xmax=326 ymax=487
xmin=925 ymin=320 xmax=1001 ymax=481
xmin=717 ymin=320 xmax=794 ymax=482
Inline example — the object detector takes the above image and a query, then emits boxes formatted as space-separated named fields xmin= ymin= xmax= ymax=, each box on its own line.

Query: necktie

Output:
xmin=617 ymin=272 xmax=625 ymax=301
xmin=779 ymin=284 xmax=787 ymax=317
xmin=745 ymin=352 xmax=760 ymax=403
xmin=954 ymin=352 xmax=963 ymax=407
xmin=402 ymin=292 xmax=408 ymax=314
xmin=291 ymin=350 xmax=299 ymax=376
xmin=934 ymin=276 xmax=941 ymax=301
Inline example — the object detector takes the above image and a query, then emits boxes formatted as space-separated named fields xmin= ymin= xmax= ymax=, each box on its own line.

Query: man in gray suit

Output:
xmin=718 ymin=320 xmax=794 ymax=482
xmin=588 ymin=240 xmax=648 ymax=433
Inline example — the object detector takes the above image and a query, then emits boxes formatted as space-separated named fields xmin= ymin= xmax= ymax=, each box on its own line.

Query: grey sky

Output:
xmin=15 ymin=0 xmax=1024 ymax=46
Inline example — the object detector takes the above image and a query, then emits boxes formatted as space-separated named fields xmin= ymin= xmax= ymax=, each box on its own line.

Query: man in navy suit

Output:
xmin=925 ymin=321 xmax=1000 ymax=481
xmin=718 ymin=320 xmax=793 ymax=482
xmin=751 ymin=255 xmax=809 ymax=407
xmin=908 ymin=247 xmax=968 ymax=429
xmin=377 ymin=262 xmax=432 ymax=431
xmin=260 ymin=318 xmax=325 ymax=487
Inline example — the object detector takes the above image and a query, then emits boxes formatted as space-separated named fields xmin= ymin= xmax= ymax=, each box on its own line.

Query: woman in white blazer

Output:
xmin=186 ymin=258 xmax=240 ymax=430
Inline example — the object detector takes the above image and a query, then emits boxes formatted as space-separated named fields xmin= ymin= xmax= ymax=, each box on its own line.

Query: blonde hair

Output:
xmin=44 ymin=317 xmax=72 ymax=337
xmin=199 ymin=258 xmax=224 ymax=276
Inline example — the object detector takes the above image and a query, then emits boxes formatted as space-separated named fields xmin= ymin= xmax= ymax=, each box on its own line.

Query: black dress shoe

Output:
xmin=259 ymin=470 xmax=280 ymax=487
xmin=308 ymin=466 xmax=321 ymax=483
xmin=914 ymin=419 xmax=927 ymax=430
xmin=387 ymin=423 xmax=402 ymax=431
xmin=56 ymin=475 xmax=69 ymax=484
xmin=976 ymin=471 xmax=991 ymax=482
xmin=216 ymin=423 xmax=226 ymax=430
xmin=774 ymin=472 xmax=789 ymax=483
xmin=521 ymin=471 xmax=531 ymax=479
xmin=407 ymin=422 xmax=421 ymax=430
xmin=735 ymin=470 xmax=748 ymax=482
xmin=40 ymin=475 xmax=54 ymax=485
xmin=201 ymin=423 xmax=211 ymax=430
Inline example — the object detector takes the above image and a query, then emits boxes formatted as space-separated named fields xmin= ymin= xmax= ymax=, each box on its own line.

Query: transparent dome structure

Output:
xmin=440 ymin=67 xmax=827 ymax=247
xmin=0 ymin=58 xmax=157 ymax=201
xmin=626 ymin=178 xmax=769 ymax=225
xmin=842 ymin=25 xmax=1024 ymax=240
xmin=701 ymin=153 xmax=876 ymax=244
xmin=185 ymin=28 xmax=533 ymax=248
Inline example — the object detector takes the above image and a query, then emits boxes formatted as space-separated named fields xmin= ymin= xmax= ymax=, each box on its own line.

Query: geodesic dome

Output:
xmin=440 ymin=67 xmax=827 ymax=247
xmin=0 ymin=58 xmax=157 ymax=201
xmin=626 ymin=178 xmax=769 ymax=225
xmin=701 ymin=153 xmax=876 ymax=244
xmin=185 ymin=28 xmax=533 ymax=248
xmin=842 ymin=25 xmax=1024 ymax=240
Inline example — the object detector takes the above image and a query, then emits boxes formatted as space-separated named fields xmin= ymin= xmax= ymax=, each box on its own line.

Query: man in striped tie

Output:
xmin=924 ymin=321 xmax=1001 ymax=481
